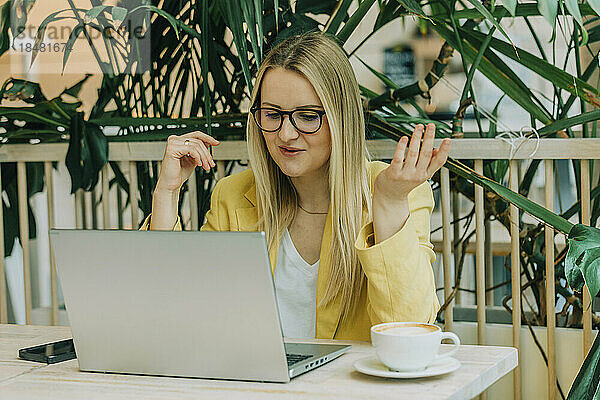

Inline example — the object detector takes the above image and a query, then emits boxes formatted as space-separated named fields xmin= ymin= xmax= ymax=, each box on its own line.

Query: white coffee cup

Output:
xmin=371 ymin=322 xmax=460 ymax=372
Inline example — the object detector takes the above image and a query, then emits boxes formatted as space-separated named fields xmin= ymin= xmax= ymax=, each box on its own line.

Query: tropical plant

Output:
xmin=2 ymin=0 xmax=600 ymax=397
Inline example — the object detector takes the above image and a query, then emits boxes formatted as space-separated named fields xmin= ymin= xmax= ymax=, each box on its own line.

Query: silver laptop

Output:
xmin=49 ymin=229 xmax=350 ymax=383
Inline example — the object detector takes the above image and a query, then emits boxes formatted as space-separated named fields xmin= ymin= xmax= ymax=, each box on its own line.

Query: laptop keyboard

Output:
xmin=286 ymin=353 xmax=313 ymax=367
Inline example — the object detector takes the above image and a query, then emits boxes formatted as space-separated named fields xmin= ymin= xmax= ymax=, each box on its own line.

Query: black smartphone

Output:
xmin=18 ymin=338 xmax=77 ymax=364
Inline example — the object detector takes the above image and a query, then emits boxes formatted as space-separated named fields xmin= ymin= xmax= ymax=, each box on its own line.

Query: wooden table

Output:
xmin=0 ymin=324 xmax=516 ymax=399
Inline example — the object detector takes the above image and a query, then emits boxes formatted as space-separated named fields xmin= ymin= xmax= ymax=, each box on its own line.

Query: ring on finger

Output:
xmin=184 ymin=138 xmax=190 ymax=146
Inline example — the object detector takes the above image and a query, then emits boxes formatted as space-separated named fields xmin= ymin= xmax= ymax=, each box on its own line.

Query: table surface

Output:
xmin=0 ymin=324 xmax=517 ymax=400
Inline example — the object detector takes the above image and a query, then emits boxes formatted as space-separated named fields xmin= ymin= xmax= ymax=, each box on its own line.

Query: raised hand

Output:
xmin=149 ymin=132 xmax=219 ymax=230
xmin=375 ymin=123 xmax=449 ymax=202
xmin=156 ymin=132 xmax=220 ymax=194
xmin=373 ymin=123 xmax=450 ymax=243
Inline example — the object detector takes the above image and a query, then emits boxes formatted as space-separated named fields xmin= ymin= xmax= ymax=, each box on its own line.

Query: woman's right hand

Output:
xmin=155 ymin=132 xmax=220 ymax=194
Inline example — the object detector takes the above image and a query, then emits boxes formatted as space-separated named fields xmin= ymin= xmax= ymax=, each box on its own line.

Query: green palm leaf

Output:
xmin=565 ymin=0 xmax=589 ymax=45
xmin=539 ymin=0 xmax=558 ymax=28
xmin=434 ymin=24 xmax=552 ymax=124
xmin=459 ymin=28 xmax=600 ymax=107
xmin=324 ymin=0 xmax=352 ymax=35
xmin=538 ymin=110 xmax=600 ymax=135
xmin=200 ymin=0 xmax=212 ymax=136
xmin=223 ymin=1 xmax=253 ymax=92
xmin=336 ymin=0 xmax=377 ymax=44
xmin=504 ymin=0 xmax=517 ymax=16
xmin=463 ymin=0 xmax=515 ymax=47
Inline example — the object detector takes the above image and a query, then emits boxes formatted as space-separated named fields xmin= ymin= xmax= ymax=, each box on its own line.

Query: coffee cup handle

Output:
xmin=436 ymin=332 xmax=460 ymax=360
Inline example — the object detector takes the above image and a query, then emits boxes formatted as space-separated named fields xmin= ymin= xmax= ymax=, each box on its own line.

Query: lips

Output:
xmin=279 ymin=146 xmax=305 ymax=156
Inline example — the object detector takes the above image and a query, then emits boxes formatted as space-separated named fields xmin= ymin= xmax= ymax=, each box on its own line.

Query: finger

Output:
xmin=192 ymin=142 xmax=214 ymax=170
xmin=180 ymin=137 xmax=208 ymax=147
xmin=183 ymin=131 xmax=220 ymax=146
xmin=404 ymin=124 xmax=423 ymax=167
xmin=391 ymin=136 xmax=408 ymax=166
xmin=168 ymin=138 xmax=197 ymax=160
xmin=416 ymin=123 xmax=435 ymax=171
xmin=426 ymin=138 xmax=451 ymax=177
xmin=179 ymin=137 xmax=215 ymax=152
xmin=195 ymin=141 xmax=215 ymax=169
xmin=176 ymin=137 xmax=215 ymax=170
xmin=431 ymin=140 xmax=450 ymax=158
xmin=174 ymin=144 xmax=204 ymax=168
xmin=182 ymin=138 xmax=215 ymax=167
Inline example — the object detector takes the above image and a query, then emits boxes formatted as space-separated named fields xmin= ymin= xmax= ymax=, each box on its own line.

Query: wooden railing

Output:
xmin=1 ymin=138 xmax=600 ymax=400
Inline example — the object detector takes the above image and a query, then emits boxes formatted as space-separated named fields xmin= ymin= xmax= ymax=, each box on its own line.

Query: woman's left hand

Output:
xmin=372 ymin=123 xmax=450 ymax=243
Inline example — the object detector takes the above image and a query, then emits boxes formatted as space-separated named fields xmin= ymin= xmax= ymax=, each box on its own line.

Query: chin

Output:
xmin=275 ymin=162 xmax=306 ymax=178
xmin=267 ymin=148 xmax=327 ymax=178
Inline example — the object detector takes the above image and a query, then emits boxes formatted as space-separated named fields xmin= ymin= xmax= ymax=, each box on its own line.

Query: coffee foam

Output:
xmin=373 ymin=323 xmax=438 ymax=335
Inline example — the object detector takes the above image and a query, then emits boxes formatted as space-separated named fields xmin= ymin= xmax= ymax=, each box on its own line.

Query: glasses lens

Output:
xmin=257 ymin=108 xmax=282 ymax=131
xmin=292 ymin=110 xmax=321 ymax=133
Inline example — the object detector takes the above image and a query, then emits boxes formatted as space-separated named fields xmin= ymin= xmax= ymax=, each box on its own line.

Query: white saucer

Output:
xmin=354 ymin=355 xmax=461 ymax=378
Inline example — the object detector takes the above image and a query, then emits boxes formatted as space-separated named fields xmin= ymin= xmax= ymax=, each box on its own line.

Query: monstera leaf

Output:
xmin=0 ymin=78 xmax=46 ymax=104
xmin=567 ymin=333 xmax=600 ymax=399
xmin=65 ymin=112 xmax=107 ymax=193
xmin=0 ymin=2 xmax=10 ymax=57
xmin=565 ymin=224 xmax=600 ymax=300
xmin=0 ymin=0 xmax=36 ymax=58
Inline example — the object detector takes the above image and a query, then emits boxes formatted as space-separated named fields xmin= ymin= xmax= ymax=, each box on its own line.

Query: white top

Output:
xmin=274 ymin=229 xmax=319 ymax=339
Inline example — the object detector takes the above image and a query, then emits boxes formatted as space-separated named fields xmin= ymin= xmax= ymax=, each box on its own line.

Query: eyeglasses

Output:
xmin=250 ymin=106 xmax=326 ymax=134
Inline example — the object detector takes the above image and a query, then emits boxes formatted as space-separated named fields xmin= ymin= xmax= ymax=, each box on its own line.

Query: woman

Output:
xmin=142 ymin=32 xmax=450 ymax=341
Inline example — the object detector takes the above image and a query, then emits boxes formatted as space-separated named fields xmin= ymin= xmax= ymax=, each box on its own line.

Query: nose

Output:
xmin=278 ymin=115 xmax=300 ymax=142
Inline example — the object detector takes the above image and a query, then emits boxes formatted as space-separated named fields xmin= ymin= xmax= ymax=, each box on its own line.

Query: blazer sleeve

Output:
xmin=354 ymin=180 xmax=439 ymax=325
xmin=200 ymin=179 xmax=225 ymax=231
xmin=138 ymin=214 xmax=183 ymax=231
xmin=138 ymin=179 xmax=226 ymax=232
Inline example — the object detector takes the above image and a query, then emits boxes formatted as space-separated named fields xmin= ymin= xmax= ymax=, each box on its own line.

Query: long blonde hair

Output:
xmin=247 ymin=32 xmax=371 ymax=320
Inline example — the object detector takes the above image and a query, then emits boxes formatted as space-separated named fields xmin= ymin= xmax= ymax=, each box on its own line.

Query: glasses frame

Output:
xmin=250 ymin=106 xmax=326 ymax=134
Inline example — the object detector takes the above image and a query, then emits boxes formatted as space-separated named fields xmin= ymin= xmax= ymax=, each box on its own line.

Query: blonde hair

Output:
xmin=247 ymin=32 xmax=372 ymax=320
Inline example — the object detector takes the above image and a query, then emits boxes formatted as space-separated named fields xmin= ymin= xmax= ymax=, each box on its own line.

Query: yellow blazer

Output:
xmin=140 ymin=161 xmax=439 ymax=341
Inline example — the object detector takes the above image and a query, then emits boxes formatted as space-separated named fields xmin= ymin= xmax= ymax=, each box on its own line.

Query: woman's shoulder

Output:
xmin=212 ymin=168 xmax=256 ymax=205
xmin=218 ymin=167 xmax=255 ymax=186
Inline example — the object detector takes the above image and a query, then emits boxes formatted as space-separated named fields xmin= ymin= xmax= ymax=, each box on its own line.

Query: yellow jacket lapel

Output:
xmin=238 ymin=186 xmax=279 ymax=275
xmin=315 ymin=206 xmax=343 ymax=339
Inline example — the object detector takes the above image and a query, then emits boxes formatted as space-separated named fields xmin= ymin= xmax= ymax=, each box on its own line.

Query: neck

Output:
xmin=290 ymin=166 xmax=330 ymax=213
